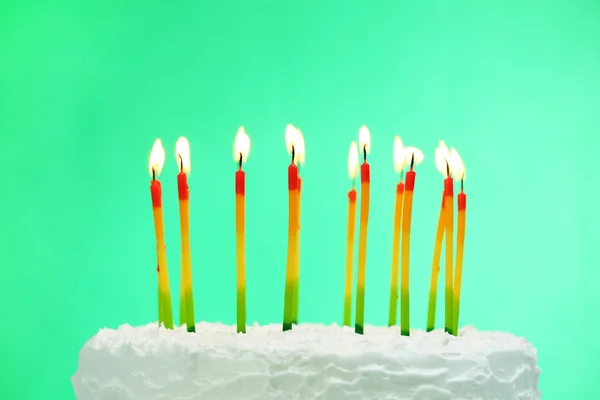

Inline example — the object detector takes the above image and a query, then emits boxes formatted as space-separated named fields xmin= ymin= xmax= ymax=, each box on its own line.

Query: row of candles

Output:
xmin=147 ymin=125 xmax=467 ymax=336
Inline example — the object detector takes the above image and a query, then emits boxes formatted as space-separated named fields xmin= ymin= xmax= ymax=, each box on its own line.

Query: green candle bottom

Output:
xmin=159 ymin=291 xmax=174 ymax=330
xmin=444 ymin=286 xmax=454 ymax=335
xmin=185 ymin=289 xmax=195 ymax=333
xmin=400 ymin=288 xmax=410 ymax=336
xmin=237 ymin=287 xmax=246 ymax=333
xmin=343 ymin=295 xmax=352 ymax=327
xmin=355 ymin=285 xmax=365 ymax=335
xmin=283 ymin=280 xmax=294 ymax=331
xmin=426 ymin=289 xmax=438 ymax=332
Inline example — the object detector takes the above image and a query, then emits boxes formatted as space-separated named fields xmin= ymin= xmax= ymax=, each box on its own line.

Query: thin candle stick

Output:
xmin=400 ymin=154 xmax=416 ymax=336
xmin=177 ymin=149 xmax=195 ymax=333
xmin=344 ymin=186 xmax=357 ymax=326
xmin=235 ymin=155 xmax=246 ymax=333
xmin=355 ymin=145 xmax=370 ymax=335
xmin=426 ymin=191 xmax=445 ymax=332
xmin=388 ymin=180 xmax=404 ymax=326
xmin=444 ymin=162 xmax=455 ymax=335
xmin=292 ymin=177 xmax=302 ymax=325
xmin=283 ymin=148 xmax=299 ymax=331
xmin=453 ymin=183 xmax=466 ymax=334
xmin=151 ymin=174 xmax=174 ymax=330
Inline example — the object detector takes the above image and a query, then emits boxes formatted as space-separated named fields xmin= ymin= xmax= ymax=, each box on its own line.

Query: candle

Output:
xmin=234 ymin=127 xmax=251 ymax=334
xmin=149 ymin=138 xmax=174 ymax=330
xmin=283 ymin=124 xmax=300 ymax=331
xmin=443 ymin=153 xmax=455 ymax=335
xmin=344 ymin=141 xmax=359 ymax=327
xmin=450 ymin=148 xmax=466 ymax=335
xmin=399 ymin=145 xmax=424 ymax=336
xmin=175 ymin=137 xmax=195 ymax=333
xmin=388 ymin=136 xmax=405 ymax=327
xmin=292 ymin=130 xmax=305 ymax=326
xmin=355 ymin=125 xmax=371 ymax=335
xmin=426 ymin=140 xmax=450 ymax=332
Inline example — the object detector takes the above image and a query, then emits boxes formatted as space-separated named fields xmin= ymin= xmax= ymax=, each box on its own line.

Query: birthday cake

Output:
xmin=72 ymin=323 xmax=541 ymax=400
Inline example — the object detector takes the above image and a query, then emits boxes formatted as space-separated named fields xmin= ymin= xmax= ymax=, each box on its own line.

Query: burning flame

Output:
xmin=296 ymin=129 xmax=305 ymax=166
xmin=449 ymin=147 xmax=466 ymax=182
xmin=234 ymin=126 xmax=251 ymax=164
xmin=348 ymin=141 xmax=359 ymax=179
xmin=175 ymin=137 xmax=191 ymax=174
xmin=149 ymin=138 xmax=165 ymax=177
xmin=358 ymin=125 xmax=371 ymax=156
xmin=393 ymin=136 xmax=405 ymax=174
xmin=285 ymin=124 xmax=298 ymax=156
xmin=435 ymin=140 xmax=450 ymax=177
xmin=404 ymin=146 xmax=424 ymax=167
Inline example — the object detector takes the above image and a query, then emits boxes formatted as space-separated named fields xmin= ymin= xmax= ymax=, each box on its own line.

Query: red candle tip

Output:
xmin=288 ymin=164 xmax=298 ymax=190
xmin=444 ymin=177 xmax=454 ymax=196
xmin=177 ymin=173 xmax=189 ymax=200
xmin=396 ymin=182 xmax=405 ymax=194
xmin=360 ymin=162 xmax=370 ymax=183
xmin=236 ymin=170 xmax=246 ymax=195
xmin=458 ymin=193 xmax=467 ymax=210
xmin=348 ymin=189 xmax=357 ymax=202
xmin=405 ymin=171 xmax=416 ymax=191
xmin=150 ymin=180 xmax=162 ymax=207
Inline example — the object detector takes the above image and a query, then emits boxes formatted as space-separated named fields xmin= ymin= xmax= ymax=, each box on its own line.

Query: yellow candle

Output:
xmin=175 ymin=137 xmax=195 ymax=333
xmin=426 ymin=192 xmax=445 ymax=332
xmin=388 ymin=136 xmax=405 ymax=327
xmin=234 ymin=127 xmax=251 ymax=333
xmin=344 ymin=141 xmax=359 ymax=327
xmin=355 ymin=125 xmax=371 ymax=335
xmin=444 ymin=170 xmax=455 ymax=335
xmin=149 ymin=139 xmax=174 ymax=330
xmin=399 ymin=146 xmax=423 ymax=336
xmin=450 ymin=148 xmax=466 ymax=334
xmin=292 ymin=130 xmax=305 ymax=325
xmin=283 ymin=124 xmax=300 ymax=331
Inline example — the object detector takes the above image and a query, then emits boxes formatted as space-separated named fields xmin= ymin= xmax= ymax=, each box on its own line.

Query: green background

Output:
xmin=1 ymin=1 xmax=598 ymax=398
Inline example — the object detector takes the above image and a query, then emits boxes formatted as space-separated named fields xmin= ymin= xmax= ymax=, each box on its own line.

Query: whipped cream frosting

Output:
xmin=72 ymin=323 xmax=541 ymax=400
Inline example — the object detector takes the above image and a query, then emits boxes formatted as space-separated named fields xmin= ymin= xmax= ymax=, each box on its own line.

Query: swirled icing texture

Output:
xmin=72 ymin=323 xmax=540 ymax=400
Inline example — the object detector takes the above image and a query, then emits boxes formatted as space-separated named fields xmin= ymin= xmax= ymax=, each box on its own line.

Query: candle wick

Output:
xmin=410 ymin=153 xmax=415 ymax=171
xmin=291 ymin=145 xmax=295 ymax=164
xmin=179 ymin=154 xmax=183 ymax=173
xmin=445 ymin=160 xmax=450 ymax=178
xmin=461 ymin=177 xmax=464 ymax=192
xmin=238 ymin=152 xmax=243 ymax=170
xmin=363 ymin=145 xmax=367 ymax=163
xmin=152 ymin=167 xmax=156 ymax=181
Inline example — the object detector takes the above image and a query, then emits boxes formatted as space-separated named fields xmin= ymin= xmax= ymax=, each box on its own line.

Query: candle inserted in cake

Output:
xmin=283 ymin=124 xmax=300 ymax=331
xmin=388 ymin=136 xmax=405 ymax=327
xmin=344 ymin=141 xmax=359 ymax=327
xmin=355 ymin=125 xmax=371 ymax=335
xmin=234 ymin=127 xmax=251 ymax=334
xmin=399 ymin=145 xmax=424 ymax=336
xmin=443 ymin=155 xmax=455 ymax=335
xmin=175 ymin=137 xmax=195 ymax=333
xmin=292 ymin=129 xmax=305 ymax=326
xmin=450 ymin=148 xmax=466 ymax=335
xmin=149 ymin=138 xmax=174 ymax=330
xmin=427 ymin=140 xmax=450 ymax=332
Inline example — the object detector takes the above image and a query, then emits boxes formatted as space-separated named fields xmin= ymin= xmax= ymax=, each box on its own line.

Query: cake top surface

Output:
xmin=85 ymin=322 xmax=537 ymax=360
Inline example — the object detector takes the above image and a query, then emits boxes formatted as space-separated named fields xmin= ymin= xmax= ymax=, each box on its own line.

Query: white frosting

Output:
xmin=72 ymin=323 xmax=541 ymax=400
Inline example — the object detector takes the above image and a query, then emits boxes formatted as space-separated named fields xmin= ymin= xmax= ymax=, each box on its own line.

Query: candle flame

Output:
xmin=449 ymin=147 xmax=466 ymax=181
xmin=348 ymin=141 xmax=359 ymax=179
xmin=149 ymin=138 xmax=165 ymax=177
xmin=393 ymin=136 xmax=405 ymax=174
xmin=175 ymin=136 xmax=191 ymax=174
xmin=285 ymin=124 xmax=298 ymax=157
xmin=404 ymin=146 xmax=424 ymax=166
xmin=234 ymin=126 xmax=251 ymax=164
xmin=358 ymin=125 xmax=371 ymax=155
xmin=434 ymin=140 xmax=450 ymax=177
xmin=296 ymin=129 xmax=305 ymax=166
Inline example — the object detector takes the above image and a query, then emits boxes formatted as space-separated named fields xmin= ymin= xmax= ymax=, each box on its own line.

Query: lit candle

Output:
xmin=292 ymin=129 xmax=305 ymax=326
xmin=399 ymin=145 xmax=424 ymax=336
xmin=388 ymin=136 xmax=405 ymax=327
xmin=426 ymin=140 xmax=450 ymax=332
xmin=344 ymin=141 xmax=359 ymax=327
xmin=175 ymin=137 xmax=195 ymax=333
xmin=149 ymin=138 xmax=174 ymax=329
xmin=283 ymin=124 xmax=300 ymax=331
xmin=234 ymin=127 xmax=251 ymax=334
xmin=443 ymin=148 xmax=455 ymax=335
xmin=355 ymin=125 xmax=371 ymax=335
xmin=450 ymin=148 xmax=466 ymax=335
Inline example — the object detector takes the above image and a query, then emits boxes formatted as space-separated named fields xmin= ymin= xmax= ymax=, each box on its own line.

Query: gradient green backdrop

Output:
xmin=1 ymin=1 xmax=598 ymax=399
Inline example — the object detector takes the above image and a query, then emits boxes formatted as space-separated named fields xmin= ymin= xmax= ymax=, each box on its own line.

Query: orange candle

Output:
xmin=234 ymin=127 xmax=251 ymax=333
xmin=399 ymin=146 xmax=423 ymax=336
xmin=355 ymin=125 xmax=371 ymax=335
xmin=148 ymin=139 xmax=174 ymax=330
xmin=388 ymin=136 xmax=405 ymax=327
xmin=283 ymin=124 xmax=300 ymax=331
xmin=344 ymin=141 xmax=359 ymax=327
xmin=175 ymin=137 xmax=195 ymax=333
xmin=444 ymin=164 xmax=455 ymax=335
xmin=450 ymin=148 xmax=466 ymax=334
xmin=292 ymin=130 xmax=305 ymax=325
